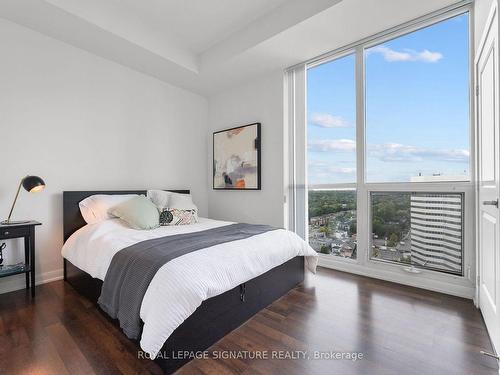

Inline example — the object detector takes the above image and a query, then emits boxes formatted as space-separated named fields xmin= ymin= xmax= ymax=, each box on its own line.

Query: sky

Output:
xmin=307 ymin=12 xmax=470 ymax=185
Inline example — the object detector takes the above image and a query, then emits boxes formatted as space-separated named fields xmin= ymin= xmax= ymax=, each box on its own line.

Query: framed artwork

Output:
xmin=213 ymin=123 xmax=261 ymax=190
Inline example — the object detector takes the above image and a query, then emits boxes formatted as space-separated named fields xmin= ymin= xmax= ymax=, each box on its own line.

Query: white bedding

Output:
xmin=61 ymin=217 xmax=318 ymax=357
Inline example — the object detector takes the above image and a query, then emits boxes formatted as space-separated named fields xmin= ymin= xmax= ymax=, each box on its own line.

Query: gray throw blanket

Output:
xmin=98 ymin=223 xmax=276 ymax=339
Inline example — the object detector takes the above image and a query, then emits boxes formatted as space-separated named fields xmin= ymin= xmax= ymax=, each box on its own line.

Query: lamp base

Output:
xmin=0 ymin=220 xmax=32 ymax=225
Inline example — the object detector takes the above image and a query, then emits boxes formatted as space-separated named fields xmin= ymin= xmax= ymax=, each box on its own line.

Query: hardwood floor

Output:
xmin=0 ymin=267 xmax=497 ymax=375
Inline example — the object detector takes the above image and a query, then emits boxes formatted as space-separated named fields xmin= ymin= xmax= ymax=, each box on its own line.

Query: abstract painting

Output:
xmin=213 ymin=123 xmax=261 ymax=190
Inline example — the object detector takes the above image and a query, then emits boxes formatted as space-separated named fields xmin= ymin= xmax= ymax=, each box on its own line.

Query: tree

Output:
xmin=319 ymin=245 xmax=331 ymax=254
xmin=372 ymin=218 xmax=384 ymax=237
xmin=387 ymin=233 xmax=399 ymax=247
xmin=349 ymin=222 xmax=357 ymax=236
xmin=319 ymin=226 xmax=331 ymax=236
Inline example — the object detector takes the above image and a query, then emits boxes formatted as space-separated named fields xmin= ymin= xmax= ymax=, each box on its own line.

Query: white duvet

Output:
xmin=61 ymin=217 xmax=318 ymax=357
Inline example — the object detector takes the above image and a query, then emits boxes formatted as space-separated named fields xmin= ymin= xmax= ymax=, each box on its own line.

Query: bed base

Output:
xmin=64 ymin=256 xmax=304 ymax=374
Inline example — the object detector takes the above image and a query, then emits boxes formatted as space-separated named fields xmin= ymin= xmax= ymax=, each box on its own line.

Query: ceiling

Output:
xmin=45 ymin=0 xmax=293 ymax=56
xmin=113 ymin=0 xmax=291 ymax=53
xmin=0 ymin=0 xmax=461 ymax=96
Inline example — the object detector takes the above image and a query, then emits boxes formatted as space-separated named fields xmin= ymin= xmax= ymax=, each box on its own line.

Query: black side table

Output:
xmin=0 ymin=221 xmax=41 ymax=297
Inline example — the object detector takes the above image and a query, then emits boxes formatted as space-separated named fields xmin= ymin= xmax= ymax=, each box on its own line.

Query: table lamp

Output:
xmin=1 ymin=175 xmax=46 ymax=225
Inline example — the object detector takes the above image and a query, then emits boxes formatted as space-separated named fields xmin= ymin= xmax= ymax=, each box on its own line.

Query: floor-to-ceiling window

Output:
xmin=363 ymin=12 xmax=470 ymax=276
xmin=289 ymin=4 xmax=474 ymax=293
xmin=307 ymin=53 xmax=358 ymax=259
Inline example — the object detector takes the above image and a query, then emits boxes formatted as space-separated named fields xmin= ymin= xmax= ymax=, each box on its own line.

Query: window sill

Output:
xmin=317 ymin=255 xmax=475 ymax=299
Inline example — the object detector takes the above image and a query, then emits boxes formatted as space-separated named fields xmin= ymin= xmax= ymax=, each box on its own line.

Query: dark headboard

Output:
xmin=63 ymin=190 xmax=190 ymax=242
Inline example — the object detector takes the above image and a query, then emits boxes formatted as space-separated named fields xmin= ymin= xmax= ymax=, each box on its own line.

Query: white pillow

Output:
xmin=147 ymin=190 xmax=197 ymax=210
xmin=148 ymin=190 xmax=199 ymax=224
xmin=168 ymin=192 xmax=198 ymax=223
xmin=147 ymin=190 xmax=170 ymax=209
xmin=79 ymin=194 xmax=138 ymax=224
xmin=168 ymin=192 xmax=197 ymax=210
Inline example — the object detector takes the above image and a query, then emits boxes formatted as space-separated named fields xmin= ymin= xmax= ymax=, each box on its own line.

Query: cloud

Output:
xmin=417 ymin=49 xmax=443 ymax=63
xmin=310 ymin=113 xmax=351 ymax=128
xmin=308 ymin=160 xmax=356 ymax=177
xmin=308 ymin=138 xmax=469 ymax=163
xmin=369 ymin=45 xmax=443 ymax=63
xmin=308 ymin=139 xmax=356 ymax=152
xmin=369 ymin=143 xmax=469 ymax=163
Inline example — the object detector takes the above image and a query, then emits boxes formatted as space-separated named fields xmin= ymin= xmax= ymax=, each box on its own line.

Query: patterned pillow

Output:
xmin=159 ymin=209 xmax=173 ymax=226
xmin=159 ymin=208 xmax=198 ymax=226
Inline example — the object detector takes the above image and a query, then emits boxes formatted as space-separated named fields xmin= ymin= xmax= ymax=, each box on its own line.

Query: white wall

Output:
xmin=0 ymin=19 xmax=208 ymax=293
xmin=207 ymin=71 xmax=284 ymax=227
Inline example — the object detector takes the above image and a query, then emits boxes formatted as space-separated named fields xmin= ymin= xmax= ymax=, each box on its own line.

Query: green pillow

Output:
xmin=108 ymin=195 xmax=159 ymax=230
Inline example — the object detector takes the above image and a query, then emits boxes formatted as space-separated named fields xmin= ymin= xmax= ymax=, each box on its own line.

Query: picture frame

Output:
xmin=213 ymin=123 xmax=261 ymax=190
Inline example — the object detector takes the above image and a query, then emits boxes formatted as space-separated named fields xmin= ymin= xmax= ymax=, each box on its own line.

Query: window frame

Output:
xmin=286 ymin=1 xmax=475 ymax=298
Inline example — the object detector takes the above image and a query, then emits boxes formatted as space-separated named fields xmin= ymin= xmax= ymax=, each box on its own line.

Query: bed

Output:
xmin=62 ymin=190 xmax=317 ymax=374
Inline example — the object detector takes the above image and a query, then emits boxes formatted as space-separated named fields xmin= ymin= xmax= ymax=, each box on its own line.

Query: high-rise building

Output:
xmin=409 ymin=192 xmax=463 ymax=274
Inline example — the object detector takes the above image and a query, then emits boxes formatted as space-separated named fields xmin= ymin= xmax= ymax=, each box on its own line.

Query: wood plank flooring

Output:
xmin=0 ymin=267 xmax=497 ymax=375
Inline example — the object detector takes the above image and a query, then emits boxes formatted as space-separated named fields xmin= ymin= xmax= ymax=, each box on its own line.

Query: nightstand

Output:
xmin=0 ymin=221 xmax=41 ymax=297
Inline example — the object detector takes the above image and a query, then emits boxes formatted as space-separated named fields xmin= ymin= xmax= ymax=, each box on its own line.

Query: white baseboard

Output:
xmin=318 ymin=257 xmax=475 ymax=300
xmin=0 ymin=268 xmax=63 ymax=294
